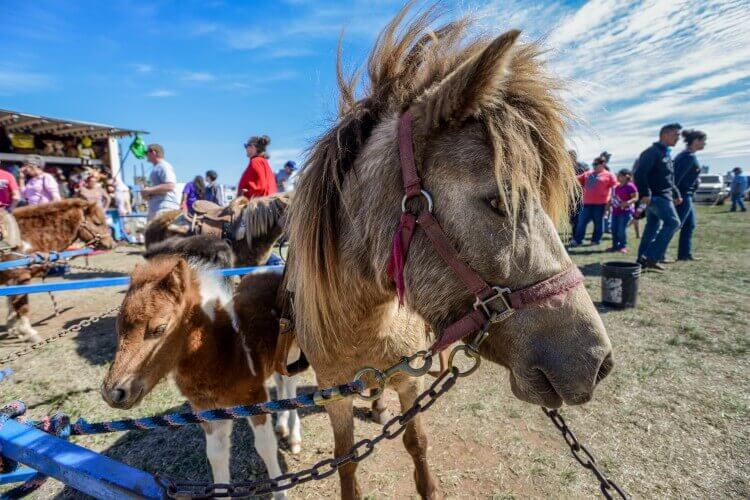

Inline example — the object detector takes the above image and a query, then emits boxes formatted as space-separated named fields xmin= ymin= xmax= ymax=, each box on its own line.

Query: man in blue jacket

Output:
xmin=729 ymin=167 xmax=748 ymax=212
xmin=634 ymin=123 xmax=682 ymax=271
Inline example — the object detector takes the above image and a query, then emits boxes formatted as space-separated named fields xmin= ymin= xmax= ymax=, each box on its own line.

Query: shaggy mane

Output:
xmin=287 ymin=3 xmax=576 ymax=343
xmin=13 ymin=199 xmax=93 ymax=220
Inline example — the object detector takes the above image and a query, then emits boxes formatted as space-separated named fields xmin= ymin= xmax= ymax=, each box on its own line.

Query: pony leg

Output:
xmin=249 ymin=413 xmax=286 ymax=500
xmin=371 ymin=396 xmax=391 ymax=424
xmin=201 ymin=420 xmax=232 ymax=483
xmin=11 ymin=294 xmax=40 ymax=343
xmin=325 ymin=397 xmax=361 ymax=500
xmin=397 ymin=378 xmax=442 ymax=499
xmin=282 ymin=374 xmax=301 ymax=454
xmin=273 ymin=373 xmax=290 ymax=438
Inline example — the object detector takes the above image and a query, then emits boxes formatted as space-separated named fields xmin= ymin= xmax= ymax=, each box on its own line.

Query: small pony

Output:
xmin=102 ymin=239 xmax=300 ymax=498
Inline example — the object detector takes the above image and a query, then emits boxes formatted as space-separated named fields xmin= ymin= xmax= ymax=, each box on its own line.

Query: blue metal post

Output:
xmin=0 ymin=418 xmax=164 ymax=498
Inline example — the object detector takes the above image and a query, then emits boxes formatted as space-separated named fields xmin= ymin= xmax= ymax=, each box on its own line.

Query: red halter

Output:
xmin=387 ymin=110 xmax=584 ymax=353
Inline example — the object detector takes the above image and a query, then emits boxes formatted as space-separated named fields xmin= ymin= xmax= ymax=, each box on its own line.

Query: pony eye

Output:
xmin=488 ymin=198 xmax=506 ymax=216
xmin=146 ymin=324 xmax=168 ymax=338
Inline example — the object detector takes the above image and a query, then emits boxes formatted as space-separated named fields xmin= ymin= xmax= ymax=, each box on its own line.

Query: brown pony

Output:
xmin=144 ymin=193 xmax=290 ymax=266
xmin=2 ymin=199 xmax=116 ymax=342
xmin=285 ymin=7 xmax=612 ymax=499
xmin=101 ymin=251 xmax=299 ymax=499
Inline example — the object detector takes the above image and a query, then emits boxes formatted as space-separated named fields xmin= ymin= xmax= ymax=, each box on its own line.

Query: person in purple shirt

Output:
xmin=181 ymin=175 xmax=205 ymax=214
xmin=609 ymin=168 xmax=639 ymax=253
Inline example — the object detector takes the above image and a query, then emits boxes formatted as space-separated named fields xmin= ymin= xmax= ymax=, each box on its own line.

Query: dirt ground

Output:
xmin=1 ymin=205 xmax=748 ymax=499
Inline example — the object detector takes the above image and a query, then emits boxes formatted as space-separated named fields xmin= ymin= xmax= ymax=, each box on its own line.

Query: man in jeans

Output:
xmin=635 ymin=123 xmax=682 ymax=271
xmin=142 ymin=144 xmax=179 ymax=220
xmin=729 ymin=167 xmax=748 ymax=212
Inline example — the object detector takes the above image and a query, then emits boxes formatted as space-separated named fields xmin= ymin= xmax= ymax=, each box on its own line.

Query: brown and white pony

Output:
xmin=285 ymin=8 xmax=613 ymax=499
xmin=144 ymin=193 xmax=290 ymax=266
xmin=2 ymin=199 xmax=116 ymax=342
xmin=101 ymin=246 xmax=299 ymax=499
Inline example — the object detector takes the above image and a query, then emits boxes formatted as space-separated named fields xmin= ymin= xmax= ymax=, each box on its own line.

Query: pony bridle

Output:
xmin=387 ymin=110 xmax=584 ymax=356
xmin=78 ymin=219 xmax=106 ymax=248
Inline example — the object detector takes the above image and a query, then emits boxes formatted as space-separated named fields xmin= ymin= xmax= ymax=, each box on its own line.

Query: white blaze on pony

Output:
xmin=102 ymin=254 xmax=299 ymax=495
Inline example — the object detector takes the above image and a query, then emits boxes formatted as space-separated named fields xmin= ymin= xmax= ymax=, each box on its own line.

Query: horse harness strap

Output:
xmin=388 ymin=110 xmax=584 ymax=354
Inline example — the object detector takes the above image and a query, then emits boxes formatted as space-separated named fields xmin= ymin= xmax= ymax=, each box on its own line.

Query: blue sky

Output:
xmin=2 ymin=0 xmax=748 ymax=185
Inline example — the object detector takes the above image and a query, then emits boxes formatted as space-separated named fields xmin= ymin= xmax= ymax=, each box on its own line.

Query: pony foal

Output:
xmin=102 ymin=252 xmax=299 ymax=498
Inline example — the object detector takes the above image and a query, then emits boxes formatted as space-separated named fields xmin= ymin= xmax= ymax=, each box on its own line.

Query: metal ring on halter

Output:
xmin=448 ymin=344 xmax=482 ymax=377
xmin=352 ymin=367 xmax=386 ymax=401
xmin=401 ymin=190 xmax=434 ymax=213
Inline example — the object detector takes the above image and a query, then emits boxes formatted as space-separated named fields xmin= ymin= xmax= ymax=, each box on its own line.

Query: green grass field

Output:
xmin=1 ymin=204 xmax=748 ymax=498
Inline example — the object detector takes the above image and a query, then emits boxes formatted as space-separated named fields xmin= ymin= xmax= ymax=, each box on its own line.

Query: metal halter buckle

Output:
xmin=401 ymin=189 xmax=434 ymax=213
xmin=473 ymin=286 xmax=514 ymax=324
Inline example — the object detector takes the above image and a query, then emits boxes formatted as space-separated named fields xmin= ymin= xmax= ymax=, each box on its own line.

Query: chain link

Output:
xmin=0 ymin=304 xmax=120 ymax=366
xmin=542 ymin=408 xmax=628 ymax=499
xmin=66 ymin=261 xmax=127 ymax=275
xmin=158 ymin=367 xmax=459 ymax=498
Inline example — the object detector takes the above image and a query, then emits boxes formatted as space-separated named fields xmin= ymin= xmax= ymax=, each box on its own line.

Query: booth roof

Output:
xmin=0 ymin=109 xmax=148 ymax=140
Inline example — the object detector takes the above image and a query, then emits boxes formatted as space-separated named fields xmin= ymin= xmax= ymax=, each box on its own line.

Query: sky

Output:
xmin=1 ymin=0 xmax=749 ymax=185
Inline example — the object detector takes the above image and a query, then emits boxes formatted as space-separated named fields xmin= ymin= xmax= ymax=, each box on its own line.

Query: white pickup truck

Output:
xmin=694 ymin=174 xmax=728 ymax=204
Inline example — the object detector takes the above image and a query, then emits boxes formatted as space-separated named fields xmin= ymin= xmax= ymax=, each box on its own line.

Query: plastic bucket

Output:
xmin=601 ymin=261 xmax=641 ymax=308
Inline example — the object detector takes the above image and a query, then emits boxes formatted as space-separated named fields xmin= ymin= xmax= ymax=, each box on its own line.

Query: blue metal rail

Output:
xmin=0 ymin=249 xmax=93 ymax=271
xmin=0 ymin=265 xmax=284 ymax=296
xmin=0 ymin=418 xmax=164 ymax=498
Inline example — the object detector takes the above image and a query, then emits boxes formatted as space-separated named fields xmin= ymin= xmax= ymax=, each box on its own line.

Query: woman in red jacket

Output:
xmin=237 ymin=135 xmax=277 ymax=199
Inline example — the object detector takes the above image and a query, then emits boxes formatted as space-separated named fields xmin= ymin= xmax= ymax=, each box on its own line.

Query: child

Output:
xmin=609 ymin=169 xmax=638 ymax=253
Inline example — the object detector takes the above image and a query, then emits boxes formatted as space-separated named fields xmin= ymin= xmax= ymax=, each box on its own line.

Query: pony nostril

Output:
xmin=110 ymin=388 xmax=127 ymax=404
xmin=596 ymin=352 xmax=614 ymax=384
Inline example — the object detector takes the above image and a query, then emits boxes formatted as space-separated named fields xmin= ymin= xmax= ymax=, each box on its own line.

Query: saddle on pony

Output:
xmin=167 ymin=198 xmax=249 ymax=240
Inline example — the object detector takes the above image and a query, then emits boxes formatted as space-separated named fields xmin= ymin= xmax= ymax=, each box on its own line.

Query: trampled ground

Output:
xmin=1 ymin=205 xmax=748 ymax=499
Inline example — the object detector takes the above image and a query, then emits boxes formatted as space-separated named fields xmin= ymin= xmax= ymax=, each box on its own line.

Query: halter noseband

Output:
xmin=78 ymin=218 xmax=106 ymax=248
xmin=386 ymin=110 xmax=584 ymax=353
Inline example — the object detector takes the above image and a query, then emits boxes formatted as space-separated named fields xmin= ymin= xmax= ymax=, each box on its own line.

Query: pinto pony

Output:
xmin=144 ymin=193 xmax=290 ymax=266
xmin=285 ymin=7 xmax=613 ymax=499
xmin=1 ymin=199 xmax=115 ymax=342
xmin=102 ymin=246 xmax=300 ymax=498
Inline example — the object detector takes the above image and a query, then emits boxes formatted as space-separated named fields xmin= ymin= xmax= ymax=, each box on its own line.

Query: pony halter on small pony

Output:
xmin=386 ymin=110 xmax=584 ymax=357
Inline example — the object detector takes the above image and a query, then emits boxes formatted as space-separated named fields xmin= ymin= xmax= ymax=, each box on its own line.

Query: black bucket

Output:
xmin=601 ymin=261 xmax=641 ymax=308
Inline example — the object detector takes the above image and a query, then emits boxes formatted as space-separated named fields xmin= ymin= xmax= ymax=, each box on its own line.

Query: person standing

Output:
xmin=19 ymin=155 xmax=61 ymax=205
xmin=609 ymin=169 xmax=638 ymax=253
xmin=568 ymin=150 xmax=588 ymax=242
xmin=142 ymin=144 xmax=179 ymax=220
xmin=673 ymin=129 xmax=706 ymax=261
xmin=276 ymin=161 xmax=298 ymax=192
xmin=181 ymin=175 xmax=205 ymax=214
xmin=77 ymin=173 xmax=110 ymax=209
xmin=0 ymin=165 xmax=21 ymax=210
xmin=237 ymin=135 xmax=277 ymax=199
xmin=570 ymin=156 xmax=617 ymax=246
xmin=205 ymin=170 xmax=226 ymax=206
xmin=729 ymin=167 xmax=748 ymax=212
xmin=635 ymin=123 xmax=682 ymax=271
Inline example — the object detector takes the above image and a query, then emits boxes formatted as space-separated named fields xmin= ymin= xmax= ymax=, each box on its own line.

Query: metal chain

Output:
xmin=0 ymin=304 xmax=120 ymax=366
xmin=158 ymin=367 xmax=460 ymax=498
xmin=66 ymin=261 xmax=127 ymax=275
xmin=542 ymin=408 xmax=628 ymax=499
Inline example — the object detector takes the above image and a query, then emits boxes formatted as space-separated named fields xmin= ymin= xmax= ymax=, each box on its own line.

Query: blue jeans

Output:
xmin=637 ymin=196 xmax=680 ymax=261
xmin=730 ymin=193 xmax=746 ymax=211
xmin=611 ymin=213 xmax=632 ymax=250
xmin=676 ymin=195 xmax=696 ymax=259
xmin=573 ymin=204 xmax=606 ymax=244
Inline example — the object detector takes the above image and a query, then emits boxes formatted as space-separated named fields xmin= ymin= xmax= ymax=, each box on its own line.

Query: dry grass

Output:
xmin=1 ymin=205 xmax=748 ymax=498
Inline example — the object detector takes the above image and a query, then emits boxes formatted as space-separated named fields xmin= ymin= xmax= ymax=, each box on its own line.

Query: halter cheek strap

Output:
xmin=387 ymin=110 xmax=584 ymax=353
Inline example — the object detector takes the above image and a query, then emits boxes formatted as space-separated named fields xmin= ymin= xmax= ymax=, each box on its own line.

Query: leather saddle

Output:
xmin=168 ymin=200 xmax=245 ymax=240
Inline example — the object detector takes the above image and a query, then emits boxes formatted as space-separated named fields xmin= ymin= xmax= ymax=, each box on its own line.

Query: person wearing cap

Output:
xmin=19 ymin=155 xmax=61 ymax=206
xmin=634 ymin=123 xmax=682 ymax=271
xmin=276 ymin=160 xmax=297 ymax=192
xmin=142 ymin=144 xmax=180 ymax=220
xmin=237 ymin=135 xmax=277 ymax=199
xmin=204 ymin=170 xmax=227 ymax=206
xmin=0 ymin=164 xmax=21 ymax=210
xmin=729 ymin=167 xmax=748 ymax=212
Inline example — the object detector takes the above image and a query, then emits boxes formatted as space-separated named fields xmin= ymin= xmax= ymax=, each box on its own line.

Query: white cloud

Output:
xmin=182 ymin=71 xmax=216 ymax=82
xmin=133 ymin=63 xmax=153 ymax=74
xmin=0 ymin=68 xmax=51 ymax=95
xmin=147 ymin=89 xmax=176 ymax=97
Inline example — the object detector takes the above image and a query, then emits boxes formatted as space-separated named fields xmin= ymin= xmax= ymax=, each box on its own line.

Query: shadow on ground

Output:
xmin=69 ymin=316 xmax=118 ymax=366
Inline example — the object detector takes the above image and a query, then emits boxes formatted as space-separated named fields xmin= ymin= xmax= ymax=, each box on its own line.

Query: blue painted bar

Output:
xmin=0 ymin=465 xmax=36 ymax=485
xmin=0 ymin=249 xmax=93 ymax=271
xmin=0 ymin=418 xmax=164 ymax=498
xmin=0 ymin=369 xmax=12 ymax=383
xmin=0 ymin=265 xmax=284 ymax=296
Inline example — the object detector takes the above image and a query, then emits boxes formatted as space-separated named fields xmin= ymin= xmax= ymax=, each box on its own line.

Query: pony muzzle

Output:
xmin=101 ymin=378 xmax=144 ymax=409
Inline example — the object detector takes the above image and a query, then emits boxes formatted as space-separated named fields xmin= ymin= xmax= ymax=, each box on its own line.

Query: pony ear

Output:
xmin=159 ymin=259 xmax=188 ymax=295
xmin=416 ymin=29 xmax=520 ymax=126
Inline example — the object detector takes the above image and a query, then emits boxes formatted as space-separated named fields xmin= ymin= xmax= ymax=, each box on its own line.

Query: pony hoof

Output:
xmin=290 ymin=441 xmax=302 ymax=455
xmin=25 ymin=333 xmax=42 ymax=344
xmin=275 ymin=424 xmax=289 ymax=438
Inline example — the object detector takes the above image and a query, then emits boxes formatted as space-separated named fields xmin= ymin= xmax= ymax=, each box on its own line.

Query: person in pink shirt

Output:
xmin=570 ymin=155 xmax=618 ymax=246
xmin=0 ymin=166 xmax=21 ymax=210
xmin=609 ymin=168 xmax=639 ymax=253
xmin=18 ymin=155 xmax=61 ymax=206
